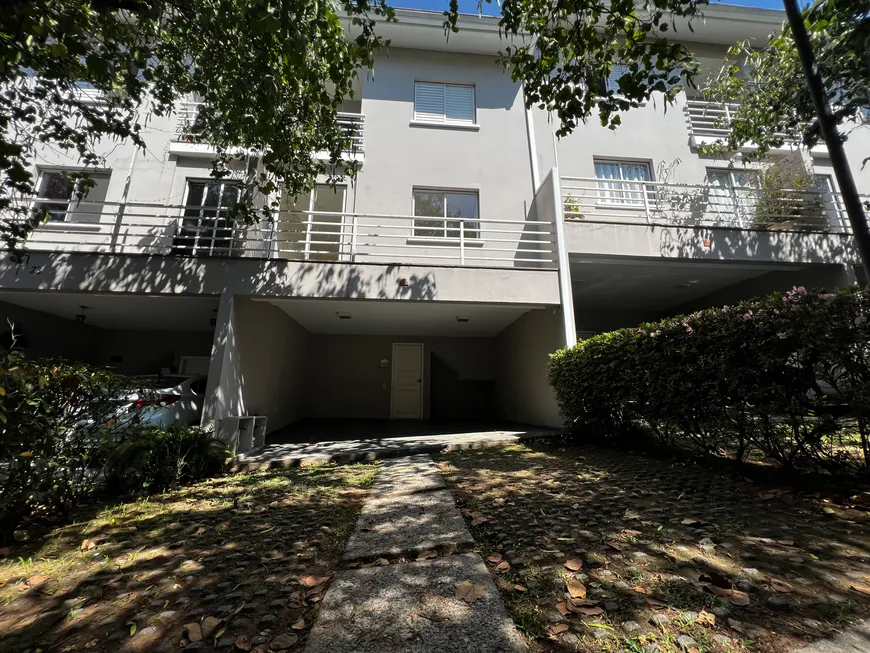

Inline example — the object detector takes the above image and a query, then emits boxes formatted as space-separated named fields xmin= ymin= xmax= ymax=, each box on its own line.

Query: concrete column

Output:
xmin=202 ymin=292 xmax=246 ymax=427
xmin=549 ymin=170 xmax=577 ymax=348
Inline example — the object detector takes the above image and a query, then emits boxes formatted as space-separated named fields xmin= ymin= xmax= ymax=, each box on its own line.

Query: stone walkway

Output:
xmin=302 ymin=455 xmax=527 ymax=653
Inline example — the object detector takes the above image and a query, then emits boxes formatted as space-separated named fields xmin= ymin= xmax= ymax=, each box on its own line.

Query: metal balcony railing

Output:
xmin=684 ymin=99 xmax=793 ymax=148
xmin=173 ymin=102 xmax=365 ymax=155
xmin=560 ymin=177 xmax=859 ymax=232
xmin=12 ymin=199 xmax=556 ymax=269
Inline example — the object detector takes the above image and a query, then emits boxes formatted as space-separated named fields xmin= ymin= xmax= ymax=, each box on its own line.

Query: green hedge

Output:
xmin=0 ymin=347 xmax=228 ymax=539
xmin=549 ymin=285 xmax=870 ymax=473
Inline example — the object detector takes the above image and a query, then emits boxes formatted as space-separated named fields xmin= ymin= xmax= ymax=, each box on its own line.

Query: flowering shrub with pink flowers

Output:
xmin=549 ymin=285 xmax=870 ymax=474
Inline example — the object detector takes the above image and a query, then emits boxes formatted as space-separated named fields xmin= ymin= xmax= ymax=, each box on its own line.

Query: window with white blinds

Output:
xmin=603 ymin=64 xmax=630 ymax=94
xmin=413 ymin=82 xmax=476 ymax=125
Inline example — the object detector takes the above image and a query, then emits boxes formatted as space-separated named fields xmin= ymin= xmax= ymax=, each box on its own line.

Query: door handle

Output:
xmin=417 ymin=379 xmax=422 ymax=383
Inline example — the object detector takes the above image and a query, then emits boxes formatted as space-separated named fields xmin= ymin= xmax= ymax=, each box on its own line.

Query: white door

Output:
xmin=391 ymin=343 xmax=423 ymax=419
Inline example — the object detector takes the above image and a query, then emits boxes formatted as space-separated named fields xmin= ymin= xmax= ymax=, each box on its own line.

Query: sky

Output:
xmin=393 ymin=0 xmax=786 ymax=15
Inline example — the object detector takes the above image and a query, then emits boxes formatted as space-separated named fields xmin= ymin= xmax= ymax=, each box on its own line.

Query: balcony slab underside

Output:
xmin=563 ymin=220 xmax=858 ymax=266
xmin=0 ymin=252 xmax=561 ymax=306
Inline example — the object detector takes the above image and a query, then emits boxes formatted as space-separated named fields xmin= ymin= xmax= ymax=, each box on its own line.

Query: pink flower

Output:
xmin=683 ymin=322 xmax=694 ymax=333
xmin=856 ymin=316 xmax=867 ymax=326
xmin=806 ymin=388 xmax=817 ymax=399
xmin=777 ymin=332 xmax=788 ymax=339
xmin=818 ymin=293 xmax=836 ymax=301
xmin=651 ymin=330 xmax=662 ymax=338
xmin=743 ymin=311 xmax=754 ymax=321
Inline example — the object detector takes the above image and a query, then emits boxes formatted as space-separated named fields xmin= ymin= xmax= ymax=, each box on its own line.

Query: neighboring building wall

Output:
xmin=233 ymin=298 xmax=311 ymax=433
xmin=575 ymin=309 xmax=667 ymax=335
xmin=306 ymin=334 xmax=496 ymax=420
xmin=811 ymin=120 xmax=870 ymax=205
xmin=96 ymin=329 xmax=213 ymax=375
xmin=495 ymin=308 xmax=564 ymax=427
xmin=0 ymin=300 xmax=102 ymax=361
xmin=672 ymin=263 xmax=858 ymax=313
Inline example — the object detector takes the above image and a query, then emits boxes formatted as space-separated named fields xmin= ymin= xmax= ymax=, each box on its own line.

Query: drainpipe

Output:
xmin=550 ymin=170 xmax=577 ymax=348
xmin=524 ymin=87 xmax=540 ymax=191
xmin=110 ymin=96 xmax=148 ymax=252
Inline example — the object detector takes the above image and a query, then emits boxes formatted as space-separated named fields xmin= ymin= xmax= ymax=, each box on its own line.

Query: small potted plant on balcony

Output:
xmin=752 ymin=157 xmax=824 ymax=231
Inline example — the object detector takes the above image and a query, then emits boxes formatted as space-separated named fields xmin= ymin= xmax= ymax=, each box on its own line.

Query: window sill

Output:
xmin=409 ymin=120 xmax=480 ymax=132
xmin=406 ymin=237 xmax=485 ymax=247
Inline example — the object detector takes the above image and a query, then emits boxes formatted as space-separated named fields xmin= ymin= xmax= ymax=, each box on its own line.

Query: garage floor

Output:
xmin=234 ymin=419 xmax=559 ymax=467
xmin=266 ymin=418 xmax=550 ymax=444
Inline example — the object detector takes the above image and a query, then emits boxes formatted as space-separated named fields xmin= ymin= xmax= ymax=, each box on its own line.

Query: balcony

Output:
xmin=684 ymin=99 xmax=741 ymax=148
xmin=171 ymin=101 xmax=366 ymax=162
xmin=684 ymin=99 xmax=830 ymax=156
xmin=16 ymin=199 xmax=556 ymax=270
xmin=560 ymin=177 xmax=857 ymax=233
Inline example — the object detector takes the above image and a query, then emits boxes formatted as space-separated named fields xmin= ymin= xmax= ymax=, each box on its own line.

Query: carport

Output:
xmin=204 ymin=295 xmax=568 ymax=448
xmin=0 ymin=291 xmax=218 ymax=376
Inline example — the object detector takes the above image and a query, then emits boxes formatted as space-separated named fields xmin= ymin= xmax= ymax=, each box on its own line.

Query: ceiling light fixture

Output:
xmin=456 ymin=315 xmax=470 ymax=323
xmin=336 ymin=311 xmax=352 ymax=320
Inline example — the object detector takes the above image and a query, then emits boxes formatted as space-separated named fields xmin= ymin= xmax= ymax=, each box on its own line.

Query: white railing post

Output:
xmin=642 ymin=180 xmax=652 ymax=224
xmin=110 ymin=201 xmax=126 ymax=253
xmin=459 ymin=218 xmax=466 ymax=265
xmin=350 ymin=213 xmax=358 ymax=262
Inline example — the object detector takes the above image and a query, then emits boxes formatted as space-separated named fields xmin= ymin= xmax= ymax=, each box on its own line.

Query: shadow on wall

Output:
xmin=5 ymin=254 xmax=438 ymax=301
xmin=658 ymin=225 xmax=854 ymax=263
xmin=202 ymin=265 xmax=437 ymax=431
xmin=429 ymin=353 xmax=495 ymax=421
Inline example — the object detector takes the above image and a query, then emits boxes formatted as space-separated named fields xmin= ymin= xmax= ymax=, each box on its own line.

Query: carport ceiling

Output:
xmin=0 ymin=292 xmax=219 ymax=331
xmin=569 ymin=259 xmax=799 ymax=312
xmin=261 ymin=298 xmax=540 ymax=337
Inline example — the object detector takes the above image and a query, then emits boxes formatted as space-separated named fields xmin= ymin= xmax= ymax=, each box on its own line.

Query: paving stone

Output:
xmin=343 ymin=489 xmax=474 ymax=560
xmin=371 ymin=456 xmax=446 ymax=497
xmin=676 ymin=635 xmax=698 ymax=651
xmin=649 ymin=613 xmax=670 ymax=627
xmin=302 ymin=554 xmax=526 ymax=653
xmin=793 ymin=620 xmax=870 ymax=652
xmin=622 ymin=620 xmax=641 ymax=633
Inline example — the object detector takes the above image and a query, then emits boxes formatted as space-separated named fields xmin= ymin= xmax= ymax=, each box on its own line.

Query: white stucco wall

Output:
xmin=356 ymin=47 xmax=535 ymax=219
xmin=305 ymin=334 xmax=497 ymax=420
xmin=234 ymin=297 xmax=311 ymax=432
xmin=0 ymin=253 xmax=561 ymax=306
xmin=494 ymin=308 xmax=564 ymax=427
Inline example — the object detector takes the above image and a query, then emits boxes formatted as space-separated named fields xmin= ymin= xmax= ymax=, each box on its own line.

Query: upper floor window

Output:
xmin=412 ymin=189 xmax=479 ymax=239
xmin=413 ymin=82 xmax=476 ymax=126
xmin=36 ymin=170 xmax=111 ymax=222
xmin=706 ymin=168 xmax=761 ymax=222
xmin=602 ymin=64 xmax=630 ymax=94
xmin=594 ymin=160 xmax=651 ymax=206
xmin=172 ymin=179 xmax=242 ymax=257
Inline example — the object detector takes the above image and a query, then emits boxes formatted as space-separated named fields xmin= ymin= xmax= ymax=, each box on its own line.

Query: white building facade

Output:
xmin=0 ymin=5 xmax=866 ymax=435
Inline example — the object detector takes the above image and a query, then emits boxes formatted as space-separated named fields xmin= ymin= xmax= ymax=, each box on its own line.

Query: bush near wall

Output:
xmin=549 ymin=285 xmax=870 ymax=474
xmin=0 ymin=348 xmax=228 ymax=540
